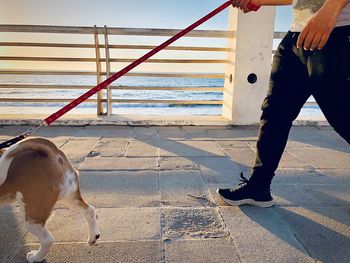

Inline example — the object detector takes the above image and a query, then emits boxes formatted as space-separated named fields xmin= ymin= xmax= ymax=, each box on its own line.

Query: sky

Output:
xmin=0 ymin=0 xmax=293 ymax=72
xmin=0 ymin=0 xmax=292 ymax=30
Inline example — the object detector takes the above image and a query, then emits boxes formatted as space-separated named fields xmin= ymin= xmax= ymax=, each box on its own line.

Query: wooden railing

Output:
xmin=0 ymin=24 xmax=294 ymax=116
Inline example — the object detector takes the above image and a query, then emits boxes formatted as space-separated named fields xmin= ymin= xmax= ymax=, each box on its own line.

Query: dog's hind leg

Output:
xmin=25 ymin=222 xmax=54 ymax=263
xmin=65 ymin=189 xmax=100 ymax=245
xmin=18 ymin=190 xmax=57 ymax=263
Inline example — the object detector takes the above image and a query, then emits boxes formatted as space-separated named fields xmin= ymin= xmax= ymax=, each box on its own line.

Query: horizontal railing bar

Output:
xmin=0 ymin=25 xmax=233 ymax=38
xmin=0 ymin=56 xmax=96 ymax=62
xmin=0 ymin=24 xmax=286 ymax=39
xmin=0 ymin=42 xmax=95 ymax=48
xmin=0 ymin=98 xmax=223 ymax=105
xmin=0 ymin=70 xmax=226 ymax=78
xmin=114 ymin=72 xmax=226 ymax=78
xmin=0 ymin=56 xmax=230 ymax=64
xmin=0 ymin=84 xmax=91 ymax=89
xmin=0 ymin=84 xmax=224 ymax=91
xmin=111 ymin=86 xmax=224 ymax=91
xmin=111 ymin=99 xmax=223 ymax=104
xmin=0 ymin=42 xmax=232 ymax=52
xmin=108 ymin=45 xmax=232 ymax=52
xmin=0 ymin=98 xmax=98 ymax=103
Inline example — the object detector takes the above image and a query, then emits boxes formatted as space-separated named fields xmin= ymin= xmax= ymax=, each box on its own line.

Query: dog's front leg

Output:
xmin=25 ymin=222 xmax=54 ymax=263
xmin=64 ymin=192 xmax=100 ymax=245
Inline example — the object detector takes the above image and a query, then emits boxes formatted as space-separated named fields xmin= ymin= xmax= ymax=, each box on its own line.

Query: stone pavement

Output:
xmin=0 ymin=125 xmax=349 ymax=263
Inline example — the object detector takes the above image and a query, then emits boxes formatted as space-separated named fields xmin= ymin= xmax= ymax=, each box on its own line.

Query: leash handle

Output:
xmin=44 ymin=0 xmax=259 ymax=125
xmin=246 ymin=2 xmax=260 ymax=11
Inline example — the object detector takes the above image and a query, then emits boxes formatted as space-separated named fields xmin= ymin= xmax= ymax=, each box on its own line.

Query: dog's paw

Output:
xmin=26 ymin=250 xmax=44 ymax=263
xmin=88 ymin=232 xmax=101 ymax=246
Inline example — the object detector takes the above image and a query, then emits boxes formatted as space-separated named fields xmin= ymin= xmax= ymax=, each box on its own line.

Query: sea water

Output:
xmin=0 ymin=74 xmax=324 ymax=120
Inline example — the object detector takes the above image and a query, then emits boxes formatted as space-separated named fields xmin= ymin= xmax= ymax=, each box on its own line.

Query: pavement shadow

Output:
xmin=288 ymin=127 xmax=350 ymax=154
xmin=274 ymin=185 xmax=350 ymax=227
xmin=241 ymin=205 xmax=350 ymax=263
xmin=0 ymin=206 xmax=28 ymax=262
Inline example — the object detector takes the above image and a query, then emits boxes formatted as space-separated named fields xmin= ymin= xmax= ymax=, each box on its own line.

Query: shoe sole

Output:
xmin=217 ymin=189 xmax=275 ymax=208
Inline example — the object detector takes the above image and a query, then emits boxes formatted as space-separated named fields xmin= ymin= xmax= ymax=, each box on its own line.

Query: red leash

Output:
xmin=0 ymin=0 xmax=259 ymax=149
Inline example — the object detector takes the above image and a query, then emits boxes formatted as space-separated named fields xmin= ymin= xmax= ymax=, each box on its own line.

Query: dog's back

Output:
xmin=0 ymin=137 xmax=73 ymax=205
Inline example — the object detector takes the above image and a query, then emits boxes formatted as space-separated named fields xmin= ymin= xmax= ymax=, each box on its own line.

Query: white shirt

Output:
xmin=290 ymin=0 xmax=350 ymax=32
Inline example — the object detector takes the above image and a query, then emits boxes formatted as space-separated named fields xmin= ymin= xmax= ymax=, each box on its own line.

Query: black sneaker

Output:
xmin=217 ymin=173 xmax=274 ymax=207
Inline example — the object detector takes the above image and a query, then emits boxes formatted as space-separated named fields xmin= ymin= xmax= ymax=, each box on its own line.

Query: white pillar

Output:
xmin=222 ymin=7 xmax=276 ymax=125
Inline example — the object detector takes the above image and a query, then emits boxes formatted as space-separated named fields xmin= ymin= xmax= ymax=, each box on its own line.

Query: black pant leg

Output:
xmin=249 ymin=32 xmax=311 ymax=188
xmin=308 ymin=26 xmax=350 ymax=144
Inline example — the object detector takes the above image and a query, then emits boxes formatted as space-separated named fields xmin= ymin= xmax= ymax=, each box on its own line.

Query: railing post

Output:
xmin=94 ymin=25 xmax=104 ymax=115
xmin=222 ymin=7 xmax=276 ymax=125
xmin=104 ymin=25 xmax=112 ymax=115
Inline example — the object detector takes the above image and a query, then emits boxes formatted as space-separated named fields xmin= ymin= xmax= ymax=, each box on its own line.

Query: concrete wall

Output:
xmin=222 ymin=7 xmax=276 ymax=125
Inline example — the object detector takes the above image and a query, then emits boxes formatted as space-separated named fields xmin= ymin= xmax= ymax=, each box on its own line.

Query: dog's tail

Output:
xmin=0 ymin=138 xmax=58 ymax=186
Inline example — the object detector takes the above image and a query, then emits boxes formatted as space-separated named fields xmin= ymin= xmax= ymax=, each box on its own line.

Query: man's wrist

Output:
xmin=324 ymin=0 xmax=349 ymax=14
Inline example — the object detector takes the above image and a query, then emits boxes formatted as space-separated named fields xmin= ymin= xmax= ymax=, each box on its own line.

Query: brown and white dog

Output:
xmin=0 ymin=137 xmax=100 ymax=263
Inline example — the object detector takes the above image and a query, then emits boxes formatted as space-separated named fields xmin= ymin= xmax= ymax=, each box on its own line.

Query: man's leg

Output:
xmin=249 ymin=34 xmax=313 ymax=188
xmin=308 ymin=26 xmax=350 ymax=144
xmin=218 ymin=32 xmax=311 ymax=206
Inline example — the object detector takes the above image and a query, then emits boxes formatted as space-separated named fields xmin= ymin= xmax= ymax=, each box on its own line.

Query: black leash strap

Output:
xmin=0 ymin=124 xmax=44 ymax=150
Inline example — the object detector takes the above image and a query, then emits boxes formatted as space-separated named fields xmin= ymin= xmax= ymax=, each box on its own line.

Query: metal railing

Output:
xmin=0 ymin=24 xmax=297 ymax=116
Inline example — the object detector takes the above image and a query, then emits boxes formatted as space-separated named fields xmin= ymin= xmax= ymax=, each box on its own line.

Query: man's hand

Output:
xmin=232 ymin=0 xmax=260 ymax=13
xmin=297 ymin=0 xmax=345 ymax=50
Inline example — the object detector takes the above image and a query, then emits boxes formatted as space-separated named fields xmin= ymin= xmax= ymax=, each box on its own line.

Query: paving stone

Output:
xmin=215 ymin=140 xmax=250 ymax=148
xmin=90 ymin=138 xmax=128 ymax=157
xmin=165 ymin=239 xmax=240 ymax=263
xmin=25 ymin=207 xmax=160 ymax=243
xmin=80 ymin=157 xmax=156 ymax=170
xmin=79 ymin=171 xmax=159 ymax=208
xmin=279 ymin=151 xmax=312 ymax=169
xmin=0 ymin=208 xmax=27 ymax=263
xmin=132 ymin=127 xmax=158 ymax=140
xmin=196 ymin=157 xmax=243 ymax=184
xmin=285 ymin=140 xmax=320 ymax=148
xmin=35 ymin=126 xmax=84 ymax=147
xmin=271 ymin=184 xmax=321 ymax=206
xmin=296 ymin=184 xmax=350 ymax=206
xmin=60 ymin=139 xmax=99 ymax=169
xmin=158 ymin=128 xmax=186 ymax=140
xmin=162 ymin=208 xmax=228 ymax=240
xmin=316 ymin=169 xmax=350 ymax=185
xmin=289 ymin=127 xmax=330 ymax=141
xmin=15 ymin=241 xmax=162 ymax=263
xmin=272 ymin=169 xmax=336 ymax=184
xmin=278 ymin=206 xmax=350 ymax=263
xmin=159 ymin=140 xmax=226 ymax=157
xmin=74 ymin=126 xmax=132 ymax=139
xmin=182 ymin=127 xmax=211 ymax=140
xmin=289 ymin=128 xmax=349 ymax=152
xmin=126 ymin=140 xmax=157 ymax=157
xmin=208 ymin=128 xmax=258 ymax=141
xmin=221 ymin=206 xmax=314 ymax=263
xmin=35 ymin=126 xmax=83 ymax=139
xmin=223 ymin=147 xmax=256 ymax=167
xmin=160 ymin=170 xmax=210 ymax=207
xmin=158 ymin=157 xmax=198 ymax=171
xmin=287 ymin=148 xmax=350 ymax=169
